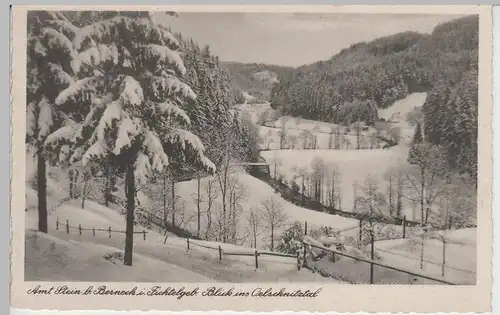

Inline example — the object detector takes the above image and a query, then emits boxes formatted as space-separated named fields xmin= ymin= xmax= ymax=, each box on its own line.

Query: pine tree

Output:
xmin=408 ymin=122 xmax=424 ymax=163
xmin=48 ymin=13 xmax=215 ymax=266
xmin=26 ymin=11 xmax=80 ymax=233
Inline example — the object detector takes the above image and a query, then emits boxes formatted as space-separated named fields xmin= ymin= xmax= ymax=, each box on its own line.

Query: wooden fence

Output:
xmin=186 ymin=238 xmax=299 ymax=270
xmin=302 ymin=239 xmax=457 ymax=285
xmin=55 ymin=217 xmax=148 ymax=240
xmin=54 ymin=218 xmax=468 ymax=284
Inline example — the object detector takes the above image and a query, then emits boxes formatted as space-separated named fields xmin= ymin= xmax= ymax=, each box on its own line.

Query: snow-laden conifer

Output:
xmin=27 ymin=11 xmax=80 ymax=233
xmin=47 ymin=12 xmax=215 ymax=266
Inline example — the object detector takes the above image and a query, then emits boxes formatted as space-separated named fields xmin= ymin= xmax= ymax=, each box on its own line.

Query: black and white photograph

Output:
xmin=22 ymin=9 xmax=483 ymax=287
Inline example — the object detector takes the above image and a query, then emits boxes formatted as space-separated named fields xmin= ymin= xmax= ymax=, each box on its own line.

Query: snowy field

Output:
xmin=254 ymin=93 xmax=428 ymax=220
xmin=378 ymin=92 xmax=427 ymax=144
xmin=373 ymin=228 xmax=477 ymax=284
xmin=175 ymin=170 xmax=359 ymax=247
xmin=303 ymin=227 xmax=476 ymax=285
xmin=260 ymin=145 xmax=420 ymax=219
xmin=25 ymin=198 xmax=340 ymax=283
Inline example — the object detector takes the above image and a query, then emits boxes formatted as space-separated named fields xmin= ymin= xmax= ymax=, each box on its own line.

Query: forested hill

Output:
xmin=221 ymin=61 xmax=294 ymax=103
xmin=270 ymin=15 xmax=478 ymax=177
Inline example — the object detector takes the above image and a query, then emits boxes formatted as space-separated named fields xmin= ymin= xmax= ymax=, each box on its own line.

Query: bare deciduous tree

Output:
xmin=203 ymin=176 xmax=219 ymax=240
xmin=246 ymin=207 xmax=263 ymax=248
xmin=269 ymin=152 xmax=283 ymax=180
xmin=356 ymin=175 xmax=386 ymax=217
xmin=325 ymin=163 xmax=342 ymax=209
xmin=404 ymin=143 xmax=449 ymax=225
xmin=288 ymin=134 xmax=298 ymax=149
xmin=260 ymin=196 xmax=289 ymax=251
xmin=311 ymin=156 xmax=326 ymax=203
xmin=80 ymin=167 xmax=94 ymax=209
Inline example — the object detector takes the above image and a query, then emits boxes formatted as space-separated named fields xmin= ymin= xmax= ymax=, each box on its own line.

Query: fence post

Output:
xmin=66 ymin=219 xmax=69 ymax=234
xmin=56 ymin=217 xmax=59 ymax=230
xmin=187 ymin=238 xmax=190 ymax=250
xmin=441 ymin=238 xmax=446 ymax=276
xmin=370 ymin=230 xmax=375 ymax=284
xmin=218 ymin=245 xmax=222 ymax=262
xmin=79 ymin=224 xmax=82 ymax=235
xmin=143 ymin=230 xmax=146 ymax=241
xmin=93 ymin=228 xmax=95 ymax=237
xmin=302 ymin=242 xmax=307 ymax=267
xmin=358 ymin=218 xmax=363 ymax=245
xmin=296 ymin=251 xmax=300 ymax=271
xmin=403 ymin=215 xmax=407 ymax=238
xmin=254 ymin=250 xmax=259 ymax=269
xmin=304 ymin=221 xmax=308 ymax=236
xmin=108 ymin=226 xmax=111 ymax=239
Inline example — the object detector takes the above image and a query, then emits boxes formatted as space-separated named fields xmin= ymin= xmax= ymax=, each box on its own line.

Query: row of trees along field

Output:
xmin=27 ymin=11 xmax=258 ymax=266
xmin=270 ymin=15 xmax=478 ymax=178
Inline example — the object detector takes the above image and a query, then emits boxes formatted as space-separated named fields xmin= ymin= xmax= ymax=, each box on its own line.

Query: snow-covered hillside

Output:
xmin=252 ymin=93 xmax=429 ymax=220
xmin=260 ymin=145 xmax=418 ymax=218
xmin=175 ymin=170 xmax=359 ymax=247
xmin=25 ymin=196 xmax=340 ymax=283
xmin=378 ymin=92 xmax=427 ymax=143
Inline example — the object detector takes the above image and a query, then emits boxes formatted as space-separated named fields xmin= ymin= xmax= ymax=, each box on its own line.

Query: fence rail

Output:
xmin=188 ymin=238 xmax=298 ymax=269
xmin=303 ymin=240 xmax=457 ymax=285
xmin=56 ymin=217 xmax=148 ymax=240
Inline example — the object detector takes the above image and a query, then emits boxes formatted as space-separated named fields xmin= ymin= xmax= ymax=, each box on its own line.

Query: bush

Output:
xmin=276 ymin=221 xmax=304 ymax=255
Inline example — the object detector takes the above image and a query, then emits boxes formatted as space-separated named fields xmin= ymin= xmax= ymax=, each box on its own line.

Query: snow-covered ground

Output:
xmin=303 ymin=227 xmax=476 ymax=285
xmin=25 ymin=229 xmax=211 ymax=282
xmin=373 ymin=228 xmax=477 ymax=284
xmin=260 ymin=145 xmax=418 ymax=219
xmin=253 ymin=93 xmax=428 ymax=220
xmin=378 ymin=92 xmax=427 ymax=144
xmin=26 ymin=91 xmax=474 ymax=284
xmin=25 ymin=195 xmax=340 ymax=283
xmin=175 ymin=170 xmax=359 ymax=247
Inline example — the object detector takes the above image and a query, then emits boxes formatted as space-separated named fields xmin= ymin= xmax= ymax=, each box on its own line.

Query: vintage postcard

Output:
xmin=10 ymin=4 xmax=492 ymax=313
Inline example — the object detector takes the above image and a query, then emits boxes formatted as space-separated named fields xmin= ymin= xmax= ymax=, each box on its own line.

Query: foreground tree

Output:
xmin=27 ymin=11 xmax=80 ymax=233
xmin=50 ymin=13 xmax=215 ymax=266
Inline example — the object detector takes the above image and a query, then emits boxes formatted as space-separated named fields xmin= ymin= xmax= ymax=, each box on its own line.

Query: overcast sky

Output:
xmin=155 ymin=13 xmax=463 ymax=67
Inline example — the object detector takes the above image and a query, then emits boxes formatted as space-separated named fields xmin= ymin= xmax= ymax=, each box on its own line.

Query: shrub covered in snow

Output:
xmin=276 ymin=221 xmax=304 ymax=255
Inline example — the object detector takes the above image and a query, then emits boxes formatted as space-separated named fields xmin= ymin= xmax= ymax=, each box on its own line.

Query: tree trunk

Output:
xmin=231 ymin=191 xmax=237 ymax=242
xmin=37 ymin=152 xmax=48 ymax=233
xmin=104 ymin=165 xmax=111 ymax=207
xmin=420 ymin=171 xmax=425 ymax=224
xmin=197 ymin=176 xmax=201 ymax=237
xmin=353 ymin=182 xmax=357 ymax=211
xmin=124 ymin=165 xmax=135 ymax=266
xmin=163 ymin=175 xmax=167 ymax=226
xmin=68 ymin=169 xmax=74 ymax=199
xmin=332 ymin=174 xmax=336 ymax=209
xmin=388 ymin=176 xmax=393 ymax=216
xmin=356 ymin=130 xmax=360 ymax=149
xmin=396 ymin=176 xmax=403 ymax=217
xmin=301 ymin=177 xmax=305 ymax=205
xmin=171 ymin=176 xmax=175 ymax=227
xmin=270 ymin=226 xmax=274 ymax=251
